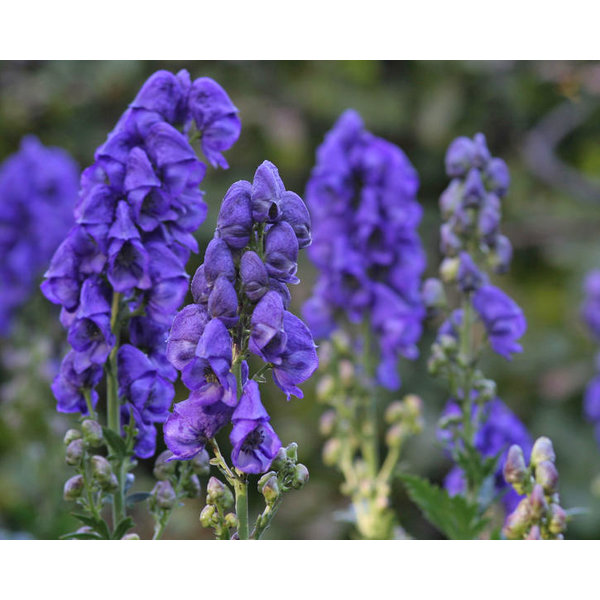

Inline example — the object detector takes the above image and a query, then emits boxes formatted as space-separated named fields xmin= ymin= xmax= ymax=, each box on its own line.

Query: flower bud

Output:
xmin=322 ymin=438 xmax=342 ymax=467
xmin=422 ymin=278 xmax=446 ymax=311
xmin=261 ymin=475 xmax=280 ymax=503
xmin=285 ymin=442 xmax=298 ymax=463
xmin=206 ymin=477 xmax=234 ymax=510
xmin=200 ymin=504 xmax=217 ymax=528
xmin=385 ymin=424 xmax=405 ymax=448
xmin=63 ymin=428 xmax=82 ymax=446
xmin=529 ymin=484 xmax=548 ymax=520
xmin=440 ymin=257 xmax=460 ymax=283
xmin=270 ymin=447 xmax=288 ymax=471
xmin=473 ymin=378 xmax=496 ymax=403
xmin=103 ymin=473 xmax=119 ymax=493
xmin=65 ymin=439 xmax=85 ymax=465
xmin=225 ymin=512 xmax=239 ymax=530
xmin=257 ymin=471 xmax=277 ymax=493
xmin=151 ymin=480 xmax=176 ymax=511
xmin=76 ymin=526 xmax=93 ymax=534
xmin=121 ymin=533 xmax=140 ymax=540
xmin=535 ymin=460 xmax=559 ymax=494
xmin=319 ymin=410 xmax=337 ymax=436
xmin=81 ymin=419 xmax=104 ymax=448
xmin=503 ymin=498 xmax=532 ymax=540
xmin=525 ymin=525 xmax=542 ymax=540
xmin=291 ymin=464 xmax=309 ymax=489
xmin=385 ymin=402 xmax=405 ymax=424
xmin=191 ymin=448 xmax=211 ymax=476
xmin=548 ymin=504 xmax=567 ymax=535
xmin=438 ymin=334 xmax=458 ymax=356
xmin=90 ymin=455 xmax=113 ymax=485
xmin=63 ymin=475 xmax=84 ymax=501
xmin=503 ymin=445 xmax=528 ymax=489
xmin=182 ymin=474 xmax=202 ymax=498
xmin=153 ymin=450 xmax=176 ymax=480
xmin=338 ymin=360 xmax=354 ymax=386
xmin=531 ymin=437 xmax=556 ymax=467
xmin=316 ymin=375 xmax=335 ymax=400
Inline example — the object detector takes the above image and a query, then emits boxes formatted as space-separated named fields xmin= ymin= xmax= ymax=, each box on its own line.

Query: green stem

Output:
xmin=234 ymin=477 xmax=249 ymax=540
xmin=252 ymin=496 xmax=284 ymax=539
xmin=378 ymin=444 xmax=403 ymax=485
xmin=361 ymin=320 xmax=379 ymax=479
xmin=83 ymin=389 xmax=96 ymax=420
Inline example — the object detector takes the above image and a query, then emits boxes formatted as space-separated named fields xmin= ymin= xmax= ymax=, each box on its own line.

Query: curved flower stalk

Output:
xmin=41 ymin=69 xmax=240 ymax=539
xmin=0 ymin=136 xmax=78 ymax=335
xmin=421 ymin=133 xmax=529 ymax=537
xmin=164 ymin=160 xmax=317 ymax=539
xmin=303 ymin=110 xmax=426 ymax=539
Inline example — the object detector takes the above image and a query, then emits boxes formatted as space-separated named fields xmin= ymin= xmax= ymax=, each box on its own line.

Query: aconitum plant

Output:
xmin=164 ymin=160 xmax=316 ymax=539
xmin=582 ymin=271 xmax=600 ymax=444
xmin=0 ymin=136 xmax=78 ymax=334
xmin=416 ymin=133 xmax=530 ymax=538
xmin=41 ymin=69 xmax=240 ymax=540
xmin=304 ymin=110 xmax=426 ymax=539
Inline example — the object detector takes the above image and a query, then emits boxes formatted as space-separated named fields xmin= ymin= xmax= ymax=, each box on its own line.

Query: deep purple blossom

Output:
xmin=42 ymin=69 xmax=239 ymax=457
xmin=303 ymin=110 xmax=425 ymax=391
xmin=0 ymin=136 xmax=78 ymax=334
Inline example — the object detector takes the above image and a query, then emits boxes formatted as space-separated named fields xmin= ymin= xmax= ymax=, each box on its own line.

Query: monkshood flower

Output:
xmin=303 ymin=109 xmax=425 ymax=391
xmin=42 ymin=69 xmax=240 ymax=460
xmin=439 ymin=398 xmax=532 ymax=513
xmin=0 ymin=136 xmax=78 ymax=334
xmin=164 ymin=160 xmax=316 ymax=472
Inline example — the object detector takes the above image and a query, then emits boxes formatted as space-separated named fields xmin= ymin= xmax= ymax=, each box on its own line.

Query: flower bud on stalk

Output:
xmin=63 ymin=429 xmax=81 ymax=446
xmin=191 ymin=449 xmax=211 ymax=476
xmin=200 ymin=504 xmax=217 ymax=528
xmin=548 ymin=504 xmax=567 ymax=535
xmin=261 ymin=475 xmax=280 ymax=504
xmin=225 ymin=513 xmax=239 ymax=530
xmin=153 ymin=450 xmax=176 ymax=480
xmin=319 ymin=410 xmax=337 ymax=436
xmin=529 ymin=484 xmax=547 ymax=520
xmin=90 ymin=455 xmax=114 ymax=485
xmin=65 ymin=439 xmax=85 ymax=466
xmin=535 ymin=460 xmax=559 ymax=494
xmin=182 ymin=474 xmax=202 ymax=498
xmin=63 ymin=475 xmax=85 ymax=501
xmin=151 ymin=480 xmax=177 ymax=511
xmin=503 ymin=445 xmax=528 ymax=492
xmin=530 ymin=437 xmax=556 ymax=467
xmin=81 ymin=419 xmax=104 ymax=447
xmin=291 ymin=464 xmax=309 ymax=489
xmin=322 ymin=438 xmax=342 ymax=467
xmin=206 ymin=477 xmax=234 ymax=510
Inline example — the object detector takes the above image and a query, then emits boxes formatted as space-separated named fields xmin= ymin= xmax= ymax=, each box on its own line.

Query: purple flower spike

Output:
xmin=264 ymin=221 xmax=299 ymax=284
xmin=130 ymin=70 xmax=189 ymax=124
xmin=240 ymin=250 xmax=269 ymax=302
xmin=249 ymin=291 xmax=286 ymax=363
xmin=207 ymin=274 xmax=239 ymax=327
xmin=280 ymin=191 xmax=312 ymax=249
xmin=230 ymin=381 xmax=281 ymax=474
xmin=251 ymin=160 xmax=285 ymax=223
xmin=485 ymin=158 xmax=510 ymax=197
xmin=166 ymin=304 xmax=209 ymax=370
xmin=472 ymin=284 xmax=526 ymax=359
xmin=216 ymin=181 xmax=253 ymax=249
xmin=51 ymin=351 xmax=102 ymax=414
xmin=458 ymin=252 xmax=486 ymax=293
xmin=445 ymin=136 xmax=474 ymax=177
xmin=204 ymin=237 xmax=236 ymax=284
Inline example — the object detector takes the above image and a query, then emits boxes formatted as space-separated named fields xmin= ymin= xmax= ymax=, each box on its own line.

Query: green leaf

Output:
xmin=71 ymin=513 xmax=111 ymax=539
xmin=102 ymin=427 xmax=127 ymax=458
xmin=61 ymin=531 xmax=103 ymax=540
xmin=126 ymin=492 xmax=151 ymax=506
xmin=399 ymin=473 xmax=488 ymax=540
xmin=112 ymin=516 xmax=135 ymax=540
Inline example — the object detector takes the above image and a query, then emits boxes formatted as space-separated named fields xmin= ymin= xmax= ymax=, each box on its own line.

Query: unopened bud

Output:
xmin=338 ymin=360 xmax=355 ymax=386
xmin=529 ymin=484 xmax=548 ymax=520
xmin=270 ymin=447 xmax=288 ymax=471
xmin=323 ymin=438 xmax=342 ymax=467
xmin=151 ymin=480 xmax=176 ymax=510
xmin=531 ymin=437 xmax=556 ymax=467
xmin=385 ymin=402 xmax=405 ymax=424
xmin=440 ymin=257 xmax=460 ymax=283
xmin=121 ymin=533 xmax=140 ymax=540
xmin=261 ymin=475 xmax=280 ymax=503
xmin=503 ymin=445 xmax=528 ymax=490
xmin=103 ymin=473 xmax=119 ymax=493
xmin=257 ymin=471 xmax=277 ymax=493
xmin=200 ymin=504 xmax=217 ymax=528
xmin=316 ymin=376 xmax=336 ymax=400
xmin=525 ymin=525 xmax=542 ymax=540
xmin=535 ymin=460 xmax=559 ymax=494
xmin=285 ymin=442 xmax=298 ymax=463
xmin=548 ymin=504 xmax=567 ymax=535
xmin=191 ymin=448 xmax=211 ymax=476
xmin=63 ymin=475 xmax=84 ymax=501
xmin=503 ymin=498 xmax=532 ymax=539
xmin=422 ymin=278 xmax=446 ymax=310
xmin=81 ymin=419 xmax=104 ymax=447
xmin=438 ymin=334 xmax=458 ymax=355
xmin=63 ymin=428 xmax=82 ymax=446
xmin=153 ymin=450 xmax=176 ymax=480
xmin=65 ymin=439 xmax=85 ymax=465
xmin=225 ymin=512 xmax=239 ymax=530
xmin=182 ymin=474 xmax=202 ymax=498
xmin=474 ymin=378 xmax=496 ymax=403
xmin=90 ymin=455 xmax=113 ymax=485
xmin=291 ymin=464 xmax=309 ymax=489
xmin=319 ymin=410 xmax=337 ymax=436
xmin=206 ymin=477 xmax=234 ymax=510
xmin=385 ymin=424 xmax=405 ymax=448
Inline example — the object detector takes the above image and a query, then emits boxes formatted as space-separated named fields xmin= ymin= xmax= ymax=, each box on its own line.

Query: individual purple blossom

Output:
xmin=0 ymin=136 xmax=78 ymax=334
xmin=42 ymin=69 xmax=239 ymax=458
xmin=303 ymin=109 xmax=425 ymax=390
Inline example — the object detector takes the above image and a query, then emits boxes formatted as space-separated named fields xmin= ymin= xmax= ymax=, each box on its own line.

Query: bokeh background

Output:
xmin=1 ymin=60 xmax=600 ymax=539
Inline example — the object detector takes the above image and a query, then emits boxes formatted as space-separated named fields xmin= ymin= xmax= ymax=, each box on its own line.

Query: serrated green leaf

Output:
xmin=126 ymin=492 xmax=151 ymax=506
xmin=399 ymin=473 xmax=488 ymax=540
xmin=112 ymin=516 xmax=135 ymax=540
xmin=102 ymin=427 xmax=127 ymax=458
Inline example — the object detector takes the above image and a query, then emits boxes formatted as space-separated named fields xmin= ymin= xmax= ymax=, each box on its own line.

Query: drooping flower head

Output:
xmin=164 ymin=160 xmax=317 ymax=473
xmin=302 ymin=110 xmax=425 ymax=390
xmin=0 ymin=136 xmax=78 ymax=334
xmin=41 ymin=69 xmax=240 ymax=458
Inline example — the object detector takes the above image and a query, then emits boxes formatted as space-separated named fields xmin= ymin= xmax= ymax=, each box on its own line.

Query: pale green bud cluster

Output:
xmin=199 ymin=476 xmax=237 ymax=539
xmin=502 ymin=437 xmax=567 ymax=540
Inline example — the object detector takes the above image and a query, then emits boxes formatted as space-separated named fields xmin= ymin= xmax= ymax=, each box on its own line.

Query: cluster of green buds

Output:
xmin=502 ymin=436 xmax=567 ymax=540
xmin=149 ymin=449 xmax=207 ymax=539
xmin=199 ymin=476 xmax=238 ymax=539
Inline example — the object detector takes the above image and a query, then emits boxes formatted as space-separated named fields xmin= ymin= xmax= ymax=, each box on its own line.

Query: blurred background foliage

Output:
xmin=1 ymin=60 xmax=600 ymax=539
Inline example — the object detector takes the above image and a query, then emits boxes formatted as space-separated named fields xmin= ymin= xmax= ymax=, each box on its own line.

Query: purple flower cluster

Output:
xmin=41 ymin=69 xmax=240 ymax=458
xmin=164 ymin=161 xmax=318 ymax=474
xmin=0 ymin=136 xmax=78 ymax=334
xmin=302 ymin=110 xmax=425 ymax=390
xmin=439 ymin=397 xmax=532 ymax=513
xmin=582 ymin=271 xmax=600 ymax=444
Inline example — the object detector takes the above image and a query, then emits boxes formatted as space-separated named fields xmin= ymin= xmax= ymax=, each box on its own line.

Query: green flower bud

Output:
xmin=63 ymin=475 xmax=84 ymax=501
xmin=503 ymin=498 xmax=532 ymax=540
xmin=224 ymin=512 xmax=239 ymax=530
xmin=535 ymin=460 xmax=559 ymax=494
xmin=257 ymin=471 xmax=277 ymax=493
xmin=332 ymin=330 xmax=351 ymax=353
xmin=385 ymin=401 xmax=405 ymax=424
xmin=151 ymin=480 xmax=176 ymax=510
xmin=291 ymin=464 xmax=309 ymax=489
xmin=422 ymin=278 xmax=446 ymax=310
xmin=503 ymin=445 xmax=528 ymax=490
xmin=529 ymin=484 xmax=548 ymax=520
xmin=319 ymin=410 xmax=337 ymax=436
xmin=261 ymin=475 xmax=280 ymax=503
xmin=548 ymin=504 xmax=567 ymax=535
xmin=65 ymin=438 xmax=85 ymax=466
xmin=270 ymin=447 xmax=288 ymax=471
xmin=102 ymin=473 xmax=119 ymax=493
xmin=81 ymin=419 xmax=104 ymax=448
xmin=121 ymin=533 xmax=140 ymax=540
xmin=63 ymin=428 xmax=82 ymax=446
xmin=473 ymin=378 xmax=496 ymax=403
xmin=153 ymin=450 xmax=176 ymax=480
xmin=338 ymin=360 xmax=355 ymax=386
xmin=316 ymin=376 xmax=336 ymax=400
xmin=525 ymin=525 xmax=542 ymax=540
xmin=200 ymin=504 xmax=217 ymax=528
xmin=191 ymin=448 xmax=211 ymax=476
xmin=385 ymin=424 xmax=405 ymax=448
xmin=317 ymin=341 xmax=333 ymax=369
xmin=182 ymin=474 xmax=202 ymax=498
xmin=440 ymin=257 xmax=460 ymax=283
xmin=90 ymin=455 xmax=114 ymax=485
xmin=322 ymin=438 xmax=342 ymax=467
xmin=531 ymin=437 xmax=556 ymax=467
xmin=285 ymin=442 xmax=298 ymax=463
xmin=438 ymin=334 xmax=458 ymax=355
xmin=206 ymin=477 xmax=234 ymax=510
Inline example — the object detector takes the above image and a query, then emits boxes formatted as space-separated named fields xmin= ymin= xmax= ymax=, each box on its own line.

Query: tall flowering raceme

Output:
xmin=407 ymin=133 xmax=532 ymax=539
xmin=163 ymin=160 xmax=316 ymax=540
xmin=581 ymin=271 xmax=600 ymax=444
xmin=303 ymin=110 xmax=425 ymax=539
xmin=0 ymin=136 xmax=78 ymax=335
xmin=41 ymin=69 xmax=241 ymax=540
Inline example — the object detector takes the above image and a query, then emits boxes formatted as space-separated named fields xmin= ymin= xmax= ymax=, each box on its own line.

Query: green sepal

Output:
xmin=102 ymin=427 xmax=128 ymax=459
